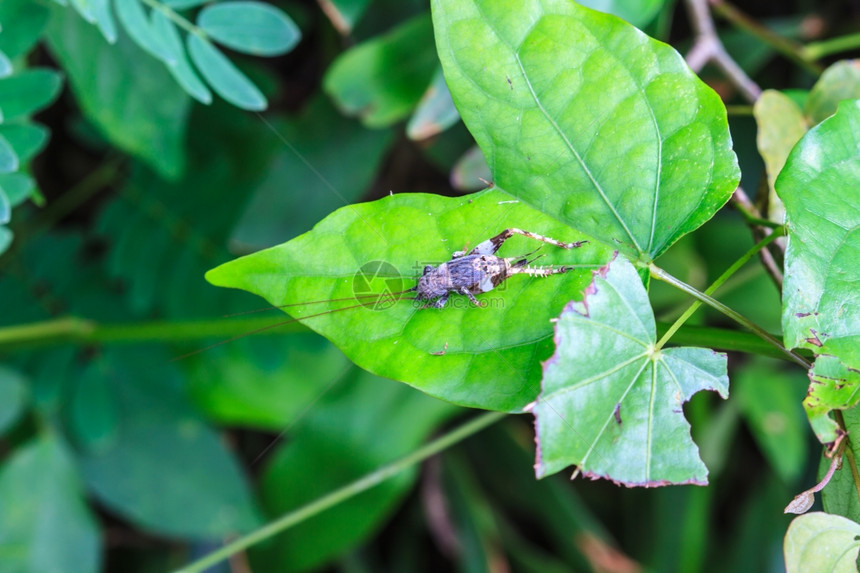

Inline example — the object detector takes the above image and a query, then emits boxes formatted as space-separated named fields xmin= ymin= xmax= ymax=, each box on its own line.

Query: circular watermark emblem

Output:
xmin=352 ymin=261 xmax=405 ymax=310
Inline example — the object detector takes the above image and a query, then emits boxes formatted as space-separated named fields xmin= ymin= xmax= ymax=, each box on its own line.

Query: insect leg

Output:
xmin=457 ymin=288 xmax=480 ymax=305
xmin=507 ymin=265 xmax=571 ymax=278
xmin=430 ymin=292 xmax=451 ymax=309
xmin=468 ymin=228 xmax=587 ymax=256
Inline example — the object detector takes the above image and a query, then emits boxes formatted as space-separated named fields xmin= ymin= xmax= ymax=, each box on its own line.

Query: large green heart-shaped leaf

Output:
xmin=207 ymin=189 xmax=611 ymax=412
xmin=532 ymin=255 xmax=728 ymax=486
xmin=776 ymin=100 xmax=860 ymax=443
xmin=432 ymin=0 xmax=739 ymax=261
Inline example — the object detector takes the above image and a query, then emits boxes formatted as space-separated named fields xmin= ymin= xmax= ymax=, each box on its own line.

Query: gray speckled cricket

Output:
xmin=175 ymin=229 xmax=586 ymax=361
xmin=411 ymin=228 xmax=587 ymax=308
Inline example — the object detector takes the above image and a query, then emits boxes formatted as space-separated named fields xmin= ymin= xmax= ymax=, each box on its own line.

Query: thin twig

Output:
xmin=731 ymin=187 xmax=784 ymax=288
xmin=709 ymin=0 xmax=823 ymax=75
xmin=684 ymin=0 xmax=762 ymax=103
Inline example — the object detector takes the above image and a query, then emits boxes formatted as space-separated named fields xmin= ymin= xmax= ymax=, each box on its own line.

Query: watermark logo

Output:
xmin=352 ymin=261 xmax=405 ymax=310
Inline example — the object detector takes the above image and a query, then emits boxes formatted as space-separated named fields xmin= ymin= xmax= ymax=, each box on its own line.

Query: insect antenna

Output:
xmin=222 ymin=288 xmax=418 ymax=317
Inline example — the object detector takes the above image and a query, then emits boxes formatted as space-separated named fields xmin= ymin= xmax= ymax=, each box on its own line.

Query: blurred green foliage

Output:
xmin=1 ymin=1 xmax=859 ymax=572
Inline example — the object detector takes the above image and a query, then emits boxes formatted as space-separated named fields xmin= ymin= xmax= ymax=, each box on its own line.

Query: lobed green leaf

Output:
xmin=533 ymin=255 xmax=728 ymax=486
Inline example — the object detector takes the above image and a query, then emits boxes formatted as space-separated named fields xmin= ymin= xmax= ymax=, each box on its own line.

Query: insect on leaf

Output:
xmin=207 ymin=189 xmax=611 ymax=412
xmin=776 ymin=100 xmax=860 ymax=444
xmin=532 ymin=254 xmax=728 ymax=486
xmin=432 ymin=0 xmax=739 ymax=262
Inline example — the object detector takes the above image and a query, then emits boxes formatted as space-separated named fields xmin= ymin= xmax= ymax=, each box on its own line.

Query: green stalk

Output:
xmin=0 ymin=315 xmax=309 ymax=351
xmin=655 ymin=229 xmax=782 ymax=349
xmin=803 ymin=32 xmax=860 ymax=61
xmin=172 ymin=411 xmax=506 ymax=573
xmin=708 ymin=0 xmax=822 ymax=75
xmin=650 ymin=262 xmax=811 ymax=369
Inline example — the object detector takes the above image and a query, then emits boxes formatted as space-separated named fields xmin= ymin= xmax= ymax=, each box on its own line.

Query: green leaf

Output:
xmin=150 ymin=9 xmax=212 ymax=104
xmin=91 ymin=0 xmax=117 ymax=43
xmin=114 ymin=0 xmax=172 ymax=62
xmin=46 ymin=10 xmax=190 ymax=179
xmin=806 ymin=60 xmax=860 ymax=125
xmin=0 ymin=124 xmax=49 ymax=163
xmin=753 ymin=90 xmax=808 ymax=224
xmin=254 ymin=370 xmax=457 ymax=572
xmin=776 ymin=100 xmax=860 ymax=443
xmin=432 ymin=0 xmax=740 ymax=261
xmin=231 ymin=95 xmax=395 ymax=248
xmin=207 ymin=188 xmax=611 ymax=412
xmin=318 ymin=0 xmax=371 ymax=34
xmin=0 ymin=69 xmax=63 ymax=121
xmin=197 ymin=1 xmax=301 ymax=56
xmin=784 ymin=512 xmax=860 ymax=573
xmin=0 ymin=435 xmax=101 ymax=573
xmin=324 ymin=13 xmax=437 ymax=128
xmin=407 ymin=67 xmax=460 ymax=140
xmin=0 ymin=366 xmax=27 ymax=435
xmin=0 ymin=173 xmax=35 ymax=207
xmin=822 ymin=406 xmax=860 ymax=522
xmin=579 ymin=0 xmax=665 ymax=28
xmin=532 ymin=255 xmax=729 ymax=486
xmin=450 ymin=145 xmax=491 ymax=192
xmin=187 ymin=34 xmax=267 ymax=110
xmin=0 ymin=0 xmax=50 ymax=59
xmin=0 ymin=133 xmax=18 ymax=173
xmin=79 ymin=348 xmax=261 ymax=538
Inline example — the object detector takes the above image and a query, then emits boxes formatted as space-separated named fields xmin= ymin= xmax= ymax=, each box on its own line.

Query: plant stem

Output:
xmin=172 ymin=411 xmax=506 ymax=573
xmin=656 ymin=323 xmax=811 ymax=362
xmin=141 ymin=0 xmax=202 ymax=36
xmin=684 ymin=0 xmax=762 ymax=102
xmin=649 ymin=263 xmax=811 ymax=369
xmin=0 ymin=315 xmax=309 ymax=351
xmin=804 ymin=32 xmax=860 ymax=61
xmin=655 ymin=230 xmax=783 ymax=350
xmin=707 ymin=0 xmax=822 ymax=75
